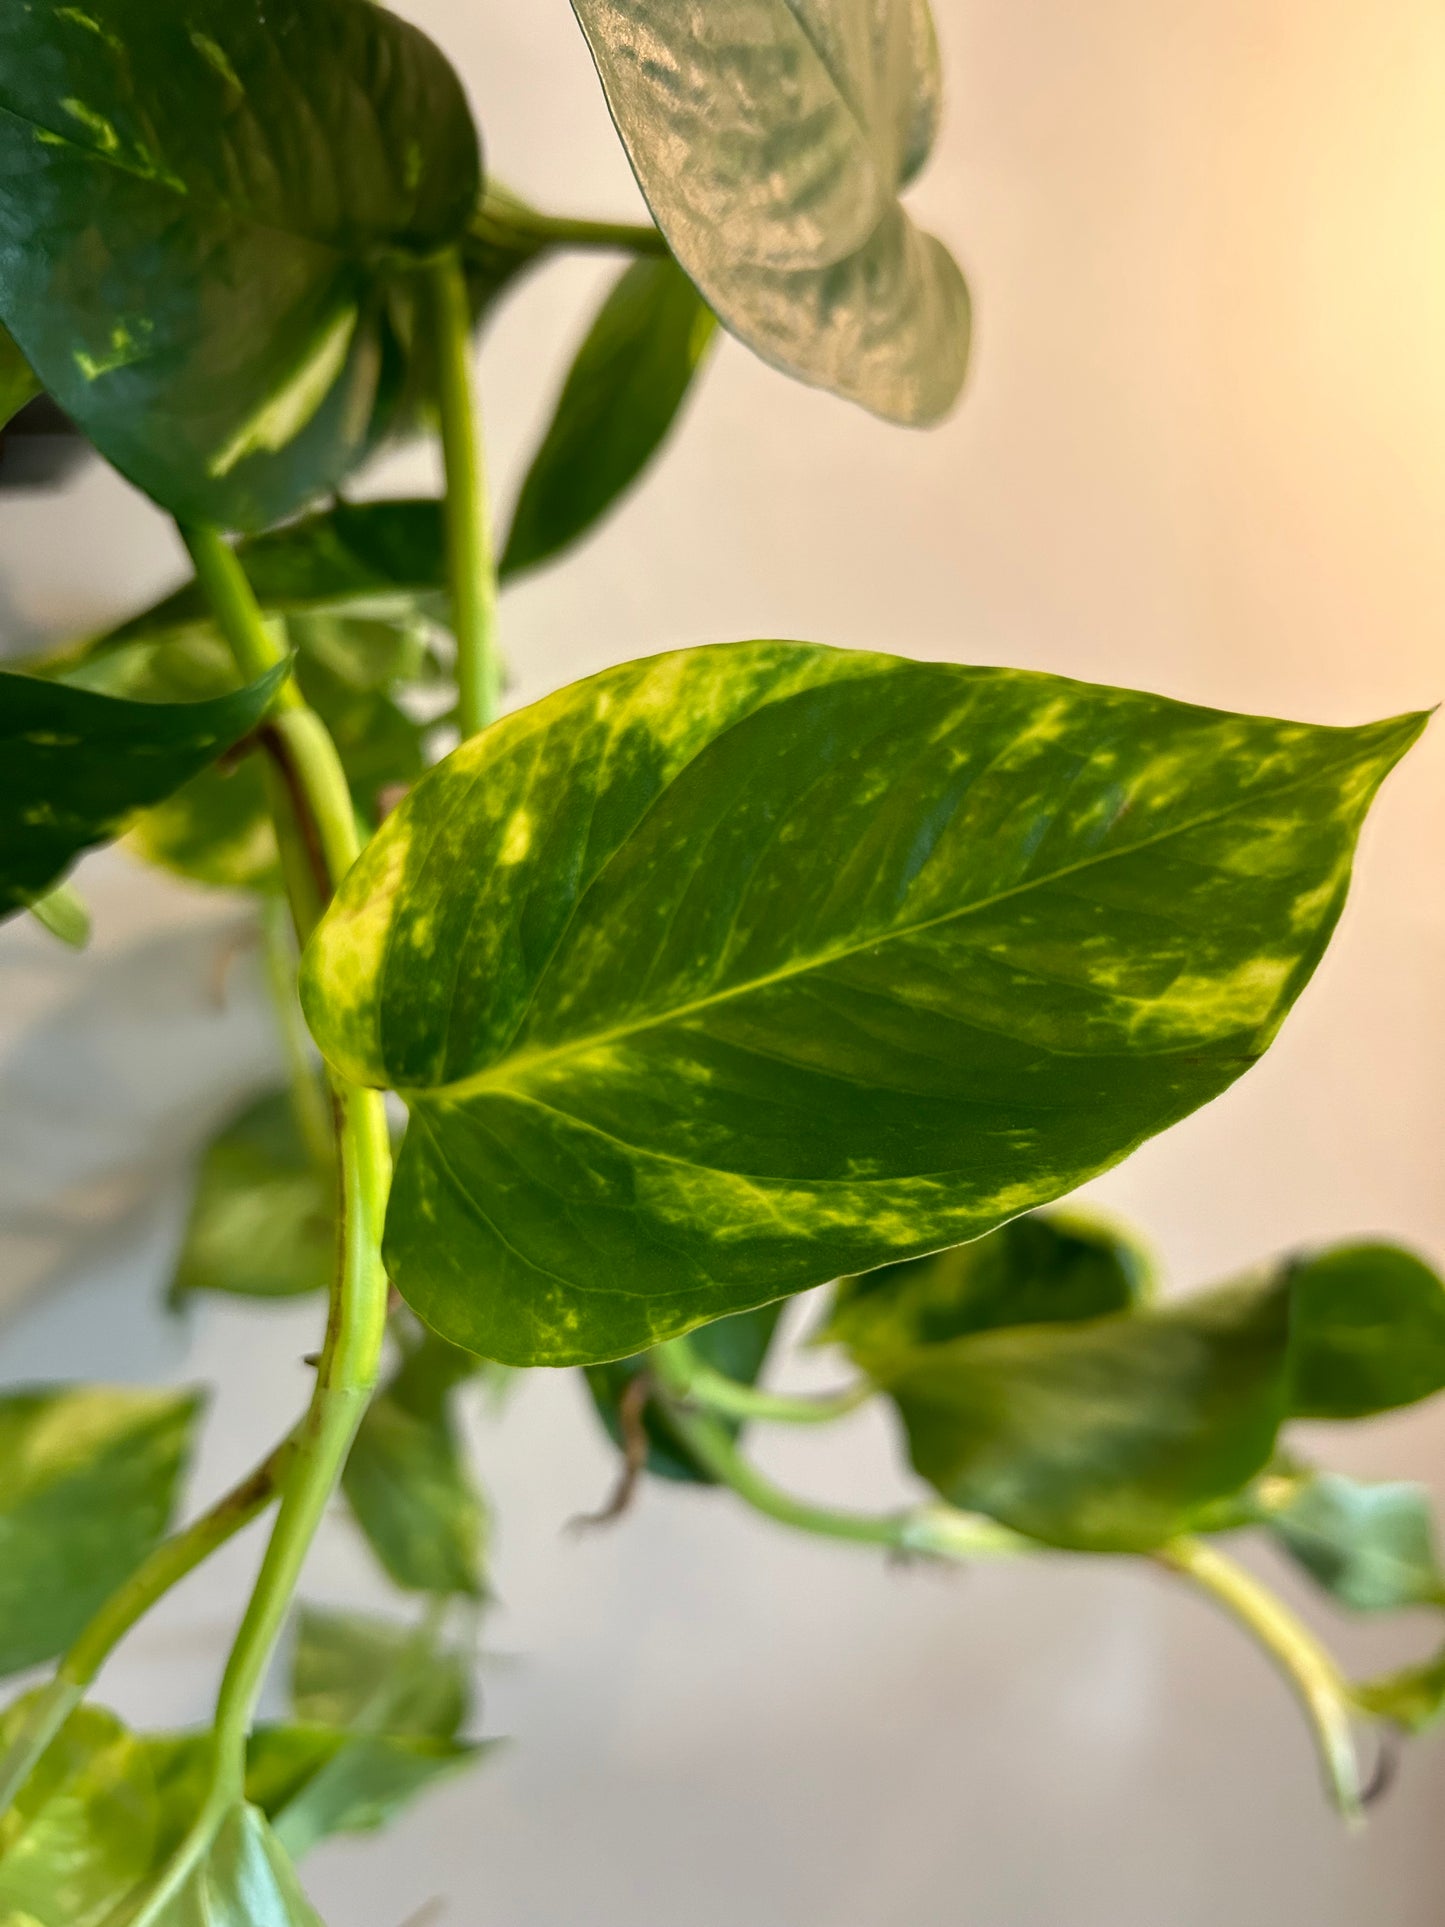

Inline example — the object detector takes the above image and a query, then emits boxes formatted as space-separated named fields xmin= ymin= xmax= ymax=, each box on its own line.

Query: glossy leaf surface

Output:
xmin=0 ymin=664 xmax=284 ymax=922
xmin=302 ymin=642 xmax=1422 ymax=1366
xmin=170 ymin=1091 xmax=333 ymax=1303
xmin=586 ymin=1302 xmax=784 ymax=1485
xmin=823 ymin=1209 xmax=1153 ymax=1377
xmin=0 ymin=0 xmax=478 ymax=528
xmin=342 ymin=1335 xmax=488 ymax=1596
xmin=884 ymin=1281 xmax=1292 ymax=1551
xmin=0 ymin=1701 xmax=156 ymax=1927
xmin=570 ymin=0 xmax=969 ymax=423
xmin=500 ymin=258 xmax=717 ymax=579
xmin=138 ymin=1804 xmax=322 ymax=1927
xmin=0 ymin=1386 xmax=200 ymax=1676
xmin=1286 ymin=1242 xmax=1445 ymax=1419
xmin=1263 ymin=1471 xmax=1445 ymax=1614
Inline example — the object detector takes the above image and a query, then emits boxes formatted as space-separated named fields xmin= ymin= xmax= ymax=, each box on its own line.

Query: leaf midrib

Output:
xmin=398 ymin=729 xmax=1401 ymax=1106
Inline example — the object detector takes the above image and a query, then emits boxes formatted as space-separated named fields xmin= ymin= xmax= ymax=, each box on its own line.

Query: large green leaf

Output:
xmin=0 ymin=1701 xmax=157 ymax=1927
xmin=0 ymin=0 xmax=478 ymax=529
xmin=0 ymin=663 xmax=284 ymax=922
xmin=341 ymin=1335 xmax=488 ymax=1596
xmin=0 ymin=322 xmax=39 ymax=432
xmin=500 ymin=258 xmax=717 ymax=580
xmin=883 ymin=1280 xmax=1292 ymax=1552
xmin=822 ymin=1208 xmax=1153 ymax=1378
xmin=585 ymin=1302 xmax=784 ymax=1487
xmin=169 ymin=1091 xmax=333 ymax=1304
xmin=1285 ymin=1242 xmax=1445 ymax=1420
xmin=0 ymin=1386 xmax=201 ymax=1677
xmin=47 ymin=616 xmax=425 ymax=894
xmin=569 ymin=0 xmax=969 ymax=425
xmin=300 ymin=642 xmax=1423 ymax=1367
xmin=1261 ymin=1470 xmax=1445 ymax=1614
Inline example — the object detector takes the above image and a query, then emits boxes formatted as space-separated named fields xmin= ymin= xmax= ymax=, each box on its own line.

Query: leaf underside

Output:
xmin=569 ymin=0 xmax=970 ymax=425
xmin=301 ymin=641 xmax=1422 ymax=1367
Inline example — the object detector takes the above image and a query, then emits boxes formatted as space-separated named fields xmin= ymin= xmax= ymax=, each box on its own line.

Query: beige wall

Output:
xmin=1 ymin=2 xmax=1443 ymax=1920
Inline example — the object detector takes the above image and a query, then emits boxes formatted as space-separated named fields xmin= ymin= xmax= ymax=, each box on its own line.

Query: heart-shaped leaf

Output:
xmin=0 ymin=1700 xmax=158 ymax=1927
xmin=169 ymin=1091 xmax=334 ymax=1305
xmin=301 ymin=642 xmax=1422 ymax=1367
xmin=1285 ymin=1242 xmax=1445 ymax=1420
xmin=0 ymin=0 xmax=479 ymax=528
xmin=883 ymin=1279 xmax=1292 ymax=1551
xmin=1261 ymin=1470 xmax=1445 ymax=1613
xmin=0 ymin=662 xmax=285 ymax=922
xmin=570 ymin=0 xmax=969 ymax=424
xmin=500 ymin=257 xmax=717 ymax=580
xmin=0 ymin=1386 xmax=201 ymax=1677
xmin=822 ymin=1208 xmax=1155 ymax=1377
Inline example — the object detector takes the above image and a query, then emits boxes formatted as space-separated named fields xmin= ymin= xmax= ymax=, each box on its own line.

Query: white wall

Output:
xmin=2 ymin=2 xmax=1443 ymax=1921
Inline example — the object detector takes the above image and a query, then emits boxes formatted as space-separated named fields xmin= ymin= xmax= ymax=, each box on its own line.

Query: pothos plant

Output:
xmin=0 ymin=1 xmax=1441 ymax=1919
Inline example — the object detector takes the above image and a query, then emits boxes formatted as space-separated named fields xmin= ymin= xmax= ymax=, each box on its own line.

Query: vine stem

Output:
xmin=0 ymin=1434 xmax=296 ymax=1817
xmin=120 ymin=525 xmax=396 ymax=1919
xmin=655 ymin=1336 xmax=872 ymax=1425
xmin=1154 ymin=1536 xmax=1364 ymax=1820
xmin=650 ymin=1342 xmax=1027 ymax=1560
xmin=427 ymin=250 xmax=500 ymax=739
xmin=260 ymin=897 xmax=333 ymax=1174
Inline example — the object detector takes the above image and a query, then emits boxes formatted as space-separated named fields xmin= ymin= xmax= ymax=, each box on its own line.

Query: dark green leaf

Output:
xmin=884 ymin=1280 xmax=1292 ymax=1552
xmin=500 ymin=258 xmax=716 ymax=580
xmin=1353 ymin=1646 xmax=1445 ymax=1734
xmin=0 ymin=1385 xmax=201 ymax=1676
xmin=341 ymin=1336 xmax=488 ymax=1597
xmin=290 ymin=1607 xmax=471 ymax=1744
xmin=585 ymin=1302 xmax=784 ymax=1486
xmin=1285 ymin=1242 xmax=1445 ymax=1420
xmin=299 ymin=642 xmax=1423 ymax=1367
xmin=0 ymin=662 xmax=284 ymax=923
xmin=822 ymin=1208 xmax=1154 ymax=1378
xmin=0 ymin=1699 xmax=157 ymax=1927
xmin=46 ymin=617 xmax=425 ymax=894
xmin=1261 ymin=1470 xmax=1445 ymax=1613
xmin=0 ymin=0 xmax=478 ymax=528
xmin=0 ymin=321 xmax=39 ymax=431
xmin=170 ymin=1091 xmax=333 ymax=1304
xmin=570 ymin=0 xmax=969 ymax=424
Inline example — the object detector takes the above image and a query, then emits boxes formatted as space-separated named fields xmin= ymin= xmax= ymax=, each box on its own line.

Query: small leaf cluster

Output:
xmin=0 ymin=0 xmax=1438 ymax=1919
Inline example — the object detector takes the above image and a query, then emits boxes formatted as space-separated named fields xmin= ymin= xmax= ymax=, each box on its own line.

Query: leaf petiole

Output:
xmin=1155 ymin=1535 xmax=1365 ymax=1819
xmin=655 ymin=1335 xmax=872 ymax=1425
xmin=426 ymin=251 xmax=501 ymax=739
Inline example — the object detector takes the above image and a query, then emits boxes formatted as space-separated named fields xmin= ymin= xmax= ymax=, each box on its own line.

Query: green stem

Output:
xmin=131 ymin=527 xmax=395 ymax=1920
xmin=650 ymin=1348 xmax=1026 ymax=1559
xmin=259 ymin=898 xmax=334 ymax=1175
xmin=0 ymin=1434 xmax=295 ymax=1816
xmin=1155 ymin=1536 xmax=1364 ymax=1819
xmin=656 ymin=1336 xmax=871 ymax=1425
xmin=427 ymin=251 xmax=500 ymax=739
xmin=473 ymin=184 xmax=667 ymax=258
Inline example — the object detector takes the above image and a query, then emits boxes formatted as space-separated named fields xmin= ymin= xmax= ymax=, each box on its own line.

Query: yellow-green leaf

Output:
xmin=300 ymin=642 xmax=1422 ymax=1367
